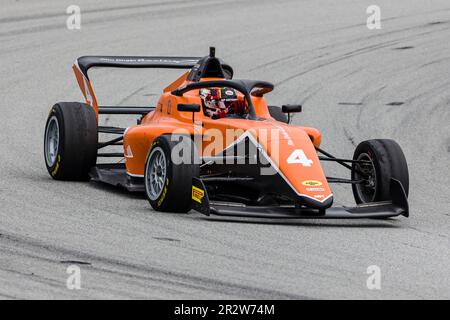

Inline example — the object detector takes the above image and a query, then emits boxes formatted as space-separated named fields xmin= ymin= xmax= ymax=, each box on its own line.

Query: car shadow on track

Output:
xmin=199 ymin=216 xmax=401 ymax=228
xmin=88 ymin=181 xmax=146 ymax=200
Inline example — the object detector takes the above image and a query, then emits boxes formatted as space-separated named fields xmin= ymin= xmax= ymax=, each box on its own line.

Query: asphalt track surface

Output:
xmin=0 ymin=0 xmax=449 ymax=299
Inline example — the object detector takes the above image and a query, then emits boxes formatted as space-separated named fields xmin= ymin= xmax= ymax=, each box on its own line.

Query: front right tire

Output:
xmin=351 ymin=139 xmax=409 ymax=204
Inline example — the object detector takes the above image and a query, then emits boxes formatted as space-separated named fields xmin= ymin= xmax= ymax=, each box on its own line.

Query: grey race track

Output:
xmin=0 ymin=0 xmax=449 ymax=299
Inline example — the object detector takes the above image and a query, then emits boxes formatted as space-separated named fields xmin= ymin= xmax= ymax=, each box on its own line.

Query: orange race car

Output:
xmin=44 ymin=48 xmax=409 ymax=219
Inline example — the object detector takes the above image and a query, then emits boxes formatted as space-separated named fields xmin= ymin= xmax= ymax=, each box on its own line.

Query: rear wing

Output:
xmin=72 ymin=55 xmax=203 ymax=117
xmin=75 ymin=56 xmax=202 ymax=80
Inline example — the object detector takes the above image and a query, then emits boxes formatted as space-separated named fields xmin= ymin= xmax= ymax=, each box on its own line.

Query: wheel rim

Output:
xmin=145 ymin=147 xmax=167 ymax=200
xmin=45 ymin=116 xmax=59 ymax=167
xmin=354 ymin=153 xmax=377 ymax=203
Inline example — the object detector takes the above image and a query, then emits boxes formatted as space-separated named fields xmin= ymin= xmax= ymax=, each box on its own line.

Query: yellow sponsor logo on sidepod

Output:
xmin=192 ymin=186 xmax=205 ymax=203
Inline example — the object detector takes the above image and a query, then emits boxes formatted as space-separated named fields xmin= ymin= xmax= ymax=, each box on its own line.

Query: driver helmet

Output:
xmin=199 ymin=87 xmax=247 ymax=119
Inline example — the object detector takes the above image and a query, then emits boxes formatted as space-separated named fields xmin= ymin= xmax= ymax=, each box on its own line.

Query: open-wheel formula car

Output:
xmin=44 ymin=47 xmax=409 ymax=219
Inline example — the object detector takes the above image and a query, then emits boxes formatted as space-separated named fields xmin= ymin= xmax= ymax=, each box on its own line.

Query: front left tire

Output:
xmin=144 ymin=135 xmax=199 ymax=213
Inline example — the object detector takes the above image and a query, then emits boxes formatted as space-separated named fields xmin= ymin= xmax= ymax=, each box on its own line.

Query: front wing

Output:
xmin=191 ymin=178 xmax=409 ymax=219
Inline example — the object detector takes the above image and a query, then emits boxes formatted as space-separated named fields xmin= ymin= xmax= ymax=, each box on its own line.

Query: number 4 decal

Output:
xmin=287 ymin=149 xmax=313 ymax=167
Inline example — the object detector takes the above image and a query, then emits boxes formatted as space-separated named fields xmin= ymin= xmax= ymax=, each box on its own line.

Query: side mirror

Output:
xmin=282 ymin=104 xmax=302 ymax=113
xmin=177 ymin=103 xmax=200 ymax=123
xmin=177 ymin=103 xmax=200 ymax=112
xmin=282 ymin=104 xmax=302 ymax=124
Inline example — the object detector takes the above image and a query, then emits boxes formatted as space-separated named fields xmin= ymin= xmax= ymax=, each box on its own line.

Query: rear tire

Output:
xmin=351 ymin=139 xmax=409 ymax=204
xmin=44 ymin=102 xmax=97 ymax=180
xmin=268 ymin=106 xmax=288 ymax=123
xmin=144 ymin=135 xmax=199 ymax=213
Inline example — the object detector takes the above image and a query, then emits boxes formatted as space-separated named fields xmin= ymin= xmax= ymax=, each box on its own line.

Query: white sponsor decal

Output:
xmin=273 ymin=124 xmax=294 ymax=146
xmin=83 ymin=76 xmax=92 ymax=105
xmin=125 ymin=145 xmax=133 ymax=158
xmin=306 ymin=187 xmax=325 ymax=192
xmin=98 ymin=58 xmax=198 ymax=64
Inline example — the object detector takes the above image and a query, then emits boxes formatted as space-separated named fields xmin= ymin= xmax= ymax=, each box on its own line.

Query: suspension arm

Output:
xmin=326 ymin=177 xmax=365 ymax=184
xmin=316 ymin=147 xmax=367 ymax=176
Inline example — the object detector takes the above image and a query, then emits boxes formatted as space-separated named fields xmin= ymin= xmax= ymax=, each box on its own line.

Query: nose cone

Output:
xmin=261 ymin=125 xmax=334 ymax=208
xmin=300 ymin=194 xmax=334 ymax=209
